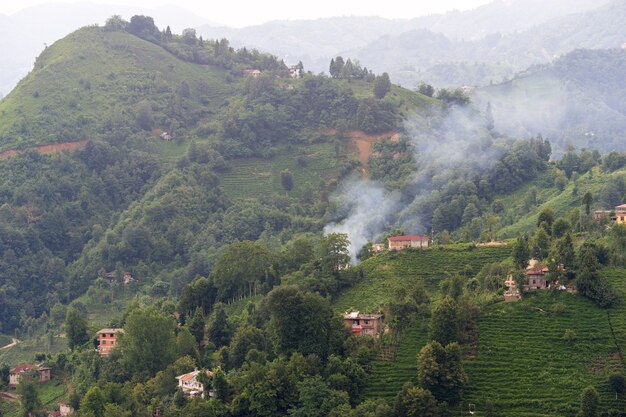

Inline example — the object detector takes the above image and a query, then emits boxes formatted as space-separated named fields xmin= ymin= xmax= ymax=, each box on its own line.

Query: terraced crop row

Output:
xmin=462 ymin=291 xmax=624 ymax=416
xmin=220 ymin=143 xmax=338 ymax=200
xmin=363 ymin=317 xmax=430 ymax=400
xmin=334 ymin=246 xmax=511 ymax=312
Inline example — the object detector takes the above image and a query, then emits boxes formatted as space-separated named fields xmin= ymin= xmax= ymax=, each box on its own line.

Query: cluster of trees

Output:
xmin=106 ymin=15 xmax=288 ymax=76
xmin=329 ymin=56 xmax=375 ymax=81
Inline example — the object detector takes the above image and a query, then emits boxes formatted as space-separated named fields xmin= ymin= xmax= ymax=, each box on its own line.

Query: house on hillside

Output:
xmin=343 ymin=311 xmax=384 ymax=336
xmin=48 ymin=403 xmax=74 ymax=417
xmin=387 ymin=235 xmax=429 ymax=250
xmin=289 ymin=65 xmax=303 ymax=78
xmin=615 ymin=204 xmax=626 ymax=224
xmin=243 ymin=68 xmax=261 ymax=78
xmin=371 ymin=243 xmax=385 ymax=253
xmin=97 ymin=328 xmax=124 ymax=356
xmin=593 ymin=210 xmax=612 ymax=221
xmin=9 ymin=364 xmax=51 ymax=388
xmin=525 ymin=259 xmax=550 ymax=290
xmin=176 ymin=369 xmax=214 ymax=398
xmin=102 ymin=271 xmax=134 ymax=286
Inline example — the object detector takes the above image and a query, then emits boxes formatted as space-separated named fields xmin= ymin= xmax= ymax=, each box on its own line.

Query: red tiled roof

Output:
xmin=388 ymin=235 xmax=429 ymax=242
xmin=10 ymin=364 xmax=35 ymax=374
xmin=176 ymin=370 xmax=214 ymax=381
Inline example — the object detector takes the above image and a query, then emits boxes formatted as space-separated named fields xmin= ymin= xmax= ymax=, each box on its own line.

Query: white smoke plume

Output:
xmin=324 ymin=176 xmax=401 ymax=262
xmin=325 ymin=104 xmax=507 ymax=260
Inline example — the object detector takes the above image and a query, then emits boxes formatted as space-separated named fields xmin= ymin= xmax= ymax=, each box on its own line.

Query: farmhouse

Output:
xmin=387 ymin=235 xmax=429 ymax=250
xmin=48 ymin=403 xmax=74 ymax=417
xmin=525 ymin=259 xmax=550 ymax=290
xmin=97 ymin=328 xmax=124 ymax=356
xmin=9 ymin=364 xmax=51 ymax=388
xmin=289 ymin=65 xmax=303 ymax=78
xmin=343 ymin=311 xmax=384 ymax=336
xmin=176 ymin=369 xmax=214 ymax=398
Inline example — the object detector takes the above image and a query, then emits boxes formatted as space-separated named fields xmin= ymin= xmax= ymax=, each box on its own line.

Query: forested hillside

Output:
xmin=3 ymin=11 xmax=626 ymax=417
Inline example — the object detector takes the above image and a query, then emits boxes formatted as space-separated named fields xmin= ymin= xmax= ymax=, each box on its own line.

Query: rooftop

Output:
xmin=388 ymin=235 xmax=429 ymax=242
xmin=97 ymin=328 xmax=124 ymax=335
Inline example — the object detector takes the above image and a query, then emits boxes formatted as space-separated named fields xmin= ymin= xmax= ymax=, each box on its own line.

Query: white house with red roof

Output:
xmin=387 ymin=235 xmax=429 ymax=250
xmin=176 ymin=369 xmax=214 ymax=398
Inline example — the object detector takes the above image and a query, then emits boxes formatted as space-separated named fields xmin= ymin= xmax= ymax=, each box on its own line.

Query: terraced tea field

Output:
xmin=333 ymin=245 xmax=511 ymax=312
xmin=363 ymin=317 xmax=430 ymax=400
xmin=462 ymin=291 xmax=625 ymax=416
xmin=220 ymin=143 xmax=339 ymax=199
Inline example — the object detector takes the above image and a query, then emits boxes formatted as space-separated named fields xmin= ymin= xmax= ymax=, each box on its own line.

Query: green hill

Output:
xmin=0 ymin=26 xmax=232 ymax=151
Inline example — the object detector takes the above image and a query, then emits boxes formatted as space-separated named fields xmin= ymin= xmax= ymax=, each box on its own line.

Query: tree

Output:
xmin=188 ymin=307 xmax=205 ymax=345
xmin=281 ymin=169 xmax=294 ymax=193
xmin=430 ymin=296 xmax=459 ymax=345
xmin=580 ymin=385 xmax=600 ymax=417
xmin=417 ymin=341 xmax=467 ymax=404
xmin=17 ymin=375 xmax=40 ymax=416
xmin=393 ymin=382 xmax=439 ymax=417
xmin=65 ymin=306 xmax=89 ymax=349
xmin=121 ymin=306 xmax=177 ymax=377
xmin=208 ymin=303 xmax=232 ymax=348
xmin=554 ymin=233 xmax=575 ymax=269
xmin=609 ymin=373 xmax=626 ymax=399
xmin=81 ymin=386 xmax=106 ymax=417
xmin=318 ymin=233 xmax=351 ymax=274
xmin=373 ymin=73 xmax=391 ymax=99
xmin=267 ymin=286 xmax=334 ymax=358
xmin=537 ymin=208 xmax=556 ymax=231
xmin=583 ymin=192 xmax=593 ymax=215
xmin=417 ymin=82 xmax=434 ymax=97
xmin=135 ymin=100 xmax=153 ymax=131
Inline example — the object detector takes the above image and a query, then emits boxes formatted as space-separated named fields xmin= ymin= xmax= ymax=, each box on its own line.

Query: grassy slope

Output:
xmin=498 ymin=166 xmax=626 ymax=238
xmin=0 ymin=27 xmax=231 ymax=151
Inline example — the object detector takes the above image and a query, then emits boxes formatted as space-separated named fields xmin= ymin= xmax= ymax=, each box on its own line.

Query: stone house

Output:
xmin=343 ymin=311 xmax=384 ymax=336
xmin=9 ymin=364 xmax=51 ymax=388
xmin=525 ymin=259 xmax=550 ymax=290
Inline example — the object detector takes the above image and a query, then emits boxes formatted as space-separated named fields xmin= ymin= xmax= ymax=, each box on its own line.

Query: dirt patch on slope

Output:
xmin=0 ymin=140 xmax=87 ymax=159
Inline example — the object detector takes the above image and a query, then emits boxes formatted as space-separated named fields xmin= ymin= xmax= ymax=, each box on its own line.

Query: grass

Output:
xmin=0 ymin=27 xmax=233 ymax=151
xmin=333 ymin=245 xmax=511 ymax=312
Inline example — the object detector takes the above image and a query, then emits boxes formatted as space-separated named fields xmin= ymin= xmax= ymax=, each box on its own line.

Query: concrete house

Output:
xmin=9 ymin=364 xmax=51 ymax=388
xmin=343 ymin=311 xmax=384 ymax=336
xmin=387 ymin=235 xmax=429 ymax=250
xmin=176 ymin=369 xmax=214 ymax=398
xmin=97 ymin=328 xmax=124 ymax=356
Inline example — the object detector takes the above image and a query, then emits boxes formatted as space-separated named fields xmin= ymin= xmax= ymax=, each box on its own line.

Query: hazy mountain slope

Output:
xmin=409 ymin=0 xmax=612 ymax=41
xmin=0 ymin=2 xmax=212 ymax=96
xmin=473 ymin=49 xmax=626 ymax=153
xmin=351 ymin=0 xmax=626 ymax=88
xmin=196 ymin=0 xmax=612 ymax=75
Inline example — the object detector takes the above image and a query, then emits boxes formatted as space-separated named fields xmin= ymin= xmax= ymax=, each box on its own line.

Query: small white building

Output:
xmin=176 ymin=369 xmax=214 ymax=398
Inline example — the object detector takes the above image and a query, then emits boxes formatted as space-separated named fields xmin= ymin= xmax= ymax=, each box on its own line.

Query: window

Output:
xmin=532 ymin=280 xmax=536 ymax=285
xmin=364 ymin=320 xmax=369 ymax=325
xmin=102 ymin=340 xmax=106 ymax=344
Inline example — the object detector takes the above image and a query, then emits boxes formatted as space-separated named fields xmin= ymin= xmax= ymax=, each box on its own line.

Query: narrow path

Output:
xmin=0 ymin=338 xmax=19 ymax=350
